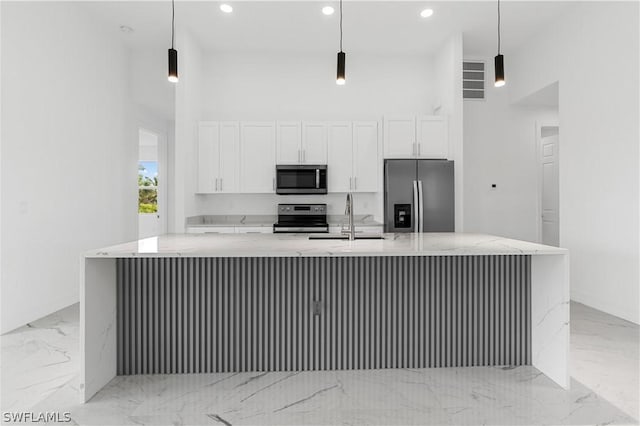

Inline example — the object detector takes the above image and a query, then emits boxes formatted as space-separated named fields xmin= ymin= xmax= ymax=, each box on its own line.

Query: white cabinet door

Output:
xmin=187 ymin=226 xmax=236 ymax=234
xmin=218 ymin=121 xmax=240 ymax=193
xmin=417 ymin=116 xmax=448 ymax=159
xmin=327 ymin=122 xmax=353 ymax=193
xmin=352 ymin=121 xmax=379 ymax=193
xmin=197 ymin=122 xmax=220 ymax=193
xmin=384 ymin=116 xmax=416 ymax=158
xmin=240 ymin=122 xmax=276 ymax=193
xmin=276 ymin=121 xmax=302 ymax=164
xmin=302 ymin=122 xmax=328 ymax=164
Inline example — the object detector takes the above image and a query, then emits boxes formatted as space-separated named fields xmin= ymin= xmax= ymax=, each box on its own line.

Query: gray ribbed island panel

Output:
xmin=116 ymin=256 xmax=531 ymax=375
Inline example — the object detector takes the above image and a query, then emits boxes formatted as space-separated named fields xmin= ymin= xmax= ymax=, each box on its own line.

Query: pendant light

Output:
xmin=168 ymin=0 xmax=178 ymax=83
xmin=494 ymin=0 xmax=505 ymax=87
xmin=336 ymin=0 xmax=346 ymax=85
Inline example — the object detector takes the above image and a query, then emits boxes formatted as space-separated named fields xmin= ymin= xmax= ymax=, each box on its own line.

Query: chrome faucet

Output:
xmin=342 ymin=192 xmax=355 ymax=241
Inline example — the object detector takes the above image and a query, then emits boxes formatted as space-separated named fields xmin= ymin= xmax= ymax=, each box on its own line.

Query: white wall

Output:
xmin=202 ymin=52 xmax=436 ymax=120
xmin=508 ymin=2 xmax=639 ymax=323
xmin=433 ymin=34 xmax=464 ymax=231
xmin=1 ymin=3 xmax=138 ymax=332
xmin=464 ymin=71 xmax=558 ymax=241
xmin=172 ymin=32 xmax=205 ymax=232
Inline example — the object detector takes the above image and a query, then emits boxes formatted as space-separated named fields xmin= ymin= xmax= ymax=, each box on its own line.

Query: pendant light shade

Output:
xmin=168 ymin=48 xmax=178 ymax=83
xmin=494 ymin=0 xmax=505 ymax=87
xmin=336 ymin=51 xmax=346 ymax=85
xmin=168 ymin=0 xmax=178 ymax=83
xmin=494 ymin=54 xmax=505 ymax=87
xmin=336 ymin=0 xmax=345 ymax=85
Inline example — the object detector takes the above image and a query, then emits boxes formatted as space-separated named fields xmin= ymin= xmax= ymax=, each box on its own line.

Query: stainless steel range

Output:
xmin=273 ymin=203 xmax=329 ymax=233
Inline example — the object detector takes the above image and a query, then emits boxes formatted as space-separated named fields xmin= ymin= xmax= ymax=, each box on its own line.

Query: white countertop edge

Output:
xmin=84 ymin=233 xmax=568 ymax=259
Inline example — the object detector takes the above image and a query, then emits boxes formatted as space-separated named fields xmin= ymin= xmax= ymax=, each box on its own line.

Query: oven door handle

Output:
xmin=316 ymin=169 xmax=320 ymax=188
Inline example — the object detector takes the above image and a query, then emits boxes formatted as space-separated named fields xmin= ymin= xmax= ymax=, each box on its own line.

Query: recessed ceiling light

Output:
xmin=420 ymin=8 xmax=434 ymax=18
xmin=220 ymin=4 xmax=233 ymax=13
xmin=322 ymin=6 xmax=335 ymax=15
xmin=119 ymin=25 xmax=134 ymax=33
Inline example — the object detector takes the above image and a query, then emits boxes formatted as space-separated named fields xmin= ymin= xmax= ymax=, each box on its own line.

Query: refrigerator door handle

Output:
xmin=413 ymin=180 xmax=419 ymax=233
xmin=418 ymin=180 xmax=424 ymax=232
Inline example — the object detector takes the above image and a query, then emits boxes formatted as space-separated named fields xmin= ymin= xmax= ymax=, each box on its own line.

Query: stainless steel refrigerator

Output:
xmin=384 ymin=159 xmax=455 ymax=232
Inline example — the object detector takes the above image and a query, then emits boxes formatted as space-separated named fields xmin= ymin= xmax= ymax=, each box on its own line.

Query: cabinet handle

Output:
xmin=303 ymin=150 xmax=306 ymax=163
xmin=273 ymin=177 xmax=276 ymax=191
xmin=220 ymin=178 xmax=223 ymax=191
xmin=349 ymin=177 xmax=352 ymax=191
xmin=412 ymin=143 xmax=415 ymax=156
xmin=354 ymin=176 xmax=357 ymax=190
xmin=298 ymin=149 xmax=300 ymax=163
xmin=418 ymin=144 xmax=421 ymax=156
xmin=215 ymin=178 xmax=218 ymax=192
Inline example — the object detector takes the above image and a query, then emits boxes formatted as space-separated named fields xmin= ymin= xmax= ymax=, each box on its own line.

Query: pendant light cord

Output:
xmin=171 ymin=0 xmax=175 ymax=49
xmin=497 ymin=0 xmax=501 ymax=54
xmin=339 ymin=0 xmax=343 ymax=52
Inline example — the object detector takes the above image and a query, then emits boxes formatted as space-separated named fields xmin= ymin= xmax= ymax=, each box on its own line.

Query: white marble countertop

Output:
xmin=85 ymin=233 xmax=567 ymax=258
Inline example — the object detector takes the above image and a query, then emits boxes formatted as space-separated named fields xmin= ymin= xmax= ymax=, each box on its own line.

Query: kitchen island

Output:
xmin=80 ymin=233 xmax=568 ymax=402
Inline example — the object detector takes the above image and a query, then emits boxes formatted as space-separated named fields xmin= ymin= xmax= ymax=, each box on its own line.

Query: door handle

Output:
xmin=413 ymin=180 xmax=419 ymax=233
xmin=418 ymin=180 xmax=424 ymax=232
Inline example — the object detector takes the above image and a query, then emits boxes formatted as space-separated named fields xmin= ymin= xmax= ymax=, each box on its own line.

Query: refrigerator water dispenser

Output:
xmin=394 ymin=204 xmax=412 ymax=228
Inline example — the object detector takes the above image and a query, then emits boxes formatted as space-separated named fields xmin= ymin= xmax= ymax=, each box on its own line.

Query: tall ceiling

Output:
xmin=83 ymin=1 xmax=577 ymax=56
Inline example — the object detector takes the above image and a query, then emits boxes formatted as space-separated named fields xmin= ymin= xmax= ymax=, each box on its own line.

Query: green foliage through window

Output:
xmin=138 ymin=162 xmax=158 ymax=214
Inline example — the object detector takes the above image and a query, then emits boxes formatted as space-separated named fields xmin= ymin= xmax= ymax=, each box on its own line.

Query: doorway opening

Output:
xmin=138 ymin=129 xmax=165 ymax=238
xmin=538 ymin=125 xmax=559 ymax=246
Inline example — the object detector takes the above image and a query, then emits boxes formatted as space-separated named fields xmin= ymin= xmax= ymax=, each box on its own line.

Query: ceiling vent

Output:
xmin=463 ymin=61 xmax=485 ymax=100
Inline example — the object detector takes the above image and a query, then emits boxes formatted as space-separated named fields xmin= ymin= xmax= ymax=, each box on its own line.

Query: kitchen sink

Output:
xmin=308 ymin=233 xmax=385 ymax=240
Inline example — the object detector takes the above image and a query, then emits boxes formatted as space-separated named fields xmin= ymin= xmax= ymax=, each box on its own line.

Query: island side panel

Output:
xmin=80 ymin=257 xmax=117 ymax=403
xmin=531 ymin=253 xmax=570 ymax=389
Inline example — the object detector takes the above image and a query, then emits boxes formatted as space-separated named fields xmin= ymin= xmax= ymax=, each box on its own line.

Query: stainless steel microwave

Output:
xmin=276 ymin=165 xmax=327 ymax=195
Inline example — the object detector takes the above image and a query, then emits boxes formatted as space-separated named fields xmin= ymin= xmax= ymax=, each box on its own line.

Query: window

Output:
xmin=138 ymin=161 xmax=158 ymax=213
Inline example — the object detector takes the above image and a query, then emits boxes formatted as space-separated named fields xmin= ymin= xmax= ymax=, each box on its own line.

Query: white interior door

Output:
xmin=541 ymin=133 xmax=559 ymax=246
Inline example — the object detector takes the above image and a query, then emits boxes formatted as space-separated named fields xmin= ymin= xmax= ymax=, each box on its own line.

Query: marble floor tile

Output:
xmin=2 ymin=301 xmax=639 ymax=426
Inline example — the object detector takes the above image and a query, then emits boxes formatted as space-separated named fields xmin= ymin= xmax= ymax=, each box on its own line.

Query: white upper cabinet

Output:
xmin=218 ymin=122 xmax=240 ymax=192
xmin=416 ymin=116 xmax=448 ymax=159
xmin=197 ymin=122 xmax=220 ymax=193
xmin=384 ymin=116 xmax=416 ymax=158
xmin=276 ymin=121 xmax=302 ymax=164
xmin=302 ymin=122 xmax=328 ymax=164
xmin=327 ymin=121 xmax=379 ymax=193
xmin=352 ymin=121 xmax=379 ymax=192
xmin=384 ymin=115 xmax=449 ymax=159
xmin=240 ymin=122 xmax=276 ymax=193
xmin=276 ymin=121 xmax=328 ymax=164
xmin=197 ymin=122 xmax=239 ymax=194
xmin=327 ymin=122 xmax=353 ymax=193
